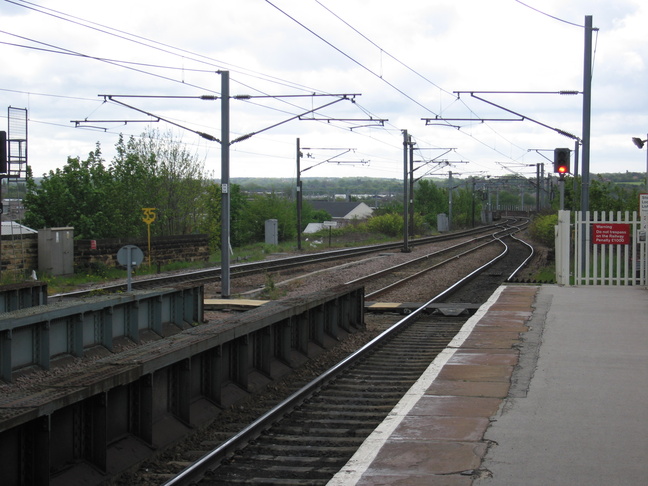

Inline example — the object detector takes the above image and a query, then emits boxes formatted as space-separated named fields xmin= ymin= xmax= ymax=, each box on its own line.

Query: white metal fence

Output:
xmin=555 ymin=210 xmax=646 ymax=286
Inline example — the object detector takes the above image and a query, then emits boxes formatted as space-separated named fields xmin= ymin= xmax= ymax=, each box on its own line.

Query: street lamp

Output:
xmin=632 ymin=135 xmax=648 ymax=192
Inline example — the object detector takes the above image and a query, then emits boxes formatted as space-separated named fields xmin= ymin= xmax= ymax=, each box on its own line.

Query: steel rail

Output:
xmin=51 ymin=220 xmax=524 ymax=299
xmin=350 ymin=224 xmax=525 ymax=293
xmin=160 ymin=234 xmax=516 ymax=486
xmin=506 ymin=232 xmax=535 ymax=281
xmin=364 ymin=234 xmax=502 ymax=300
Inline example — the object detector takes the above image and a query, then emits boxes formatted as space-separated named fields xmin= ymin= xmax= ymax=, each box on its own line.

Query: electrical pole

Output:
xmin=448 ymin=171 xmax=453 ymax=231
xmin=535 ymin=164 xmax=540 ymax=213
xmin=581 ymin=15 xmax=593 ymax=217
xmin=220 ymin=71 xmax=231 ymax=298
xmin=402 ymin=130 xmax=410 ymax=252
xmin=296 ymin=138 xmax=302 ymax=250
xmin=408 ymin=138 xmax=415 ymax=238
xmin=471 ymin=178 xmax=476 ymax=228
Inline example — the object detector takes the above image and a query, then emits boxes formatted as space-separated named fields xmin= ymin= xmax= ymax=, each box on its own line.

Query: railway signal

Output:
xmin=0 ymin=131 xmax=6 ymax=174
xmin=554 ymin=148 xmax=570 ymax=175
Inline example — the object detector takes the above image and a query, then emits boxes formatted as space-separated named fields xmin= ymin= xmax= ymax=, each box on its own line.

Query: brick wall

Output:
xmin=0 ymin=234 xmax=38 ymax=275
xmin=75 ymin=234 xmax=211 ymax=270
xmin=1 ymin=233 xmax=210 ymax=276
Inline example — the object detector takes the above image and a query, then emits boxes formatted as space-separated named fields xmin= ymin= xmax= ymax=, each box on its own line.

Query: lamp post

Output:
xmin=633 ymin=135 xmax=648 ymax=285
xmin=632 ymin=135 xmax=648 ymax=192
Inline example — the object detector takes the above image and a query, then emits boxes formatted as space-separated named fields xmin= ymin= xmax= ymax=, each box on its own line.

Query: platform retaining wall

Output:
xmin=0 ymin=283 xmax=365 ymax=486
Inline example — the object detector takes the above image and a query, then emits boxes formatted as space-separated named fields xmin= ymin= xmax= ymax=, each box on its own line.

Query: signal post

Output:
xmin=554 ymin=148 xmax=571 ymax=210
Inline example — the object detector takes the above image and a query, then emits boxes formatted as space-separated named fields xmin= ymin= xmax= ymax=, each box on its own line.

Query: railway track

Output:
xmin=53 ymin=218 xmax=528 ymax=300
xmin=119 ymin=228 xmax=533 ymax=486
xmin=193 ymin=316 xmax=464 ymax=485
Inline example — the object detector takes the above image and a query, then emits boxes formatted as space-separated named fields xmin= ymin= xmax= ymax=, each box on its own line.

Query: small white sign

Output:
xmin=640 ymin=193 xmax=648 ymax=215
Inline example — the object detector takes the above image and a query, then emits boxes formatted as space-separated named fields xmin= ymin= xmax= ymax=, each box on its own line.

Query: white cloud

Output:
xmin=0 ymin=0 xmax=646 ymax=181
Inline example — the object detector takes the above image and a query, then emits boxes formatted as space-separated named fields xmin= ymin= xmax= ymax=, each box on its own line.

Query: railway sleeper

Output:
xmin=244 ymin=454 xmax=346 ymax=464
xmin=288 ymin=411 xmax=393 ymax=421
xmin=241 ymin=443 xmax=358 ymax=455
xmin=271 ymin=414 xmax=385 ymax=433
xmin=267 ymin=427 xmax=376 ymax=438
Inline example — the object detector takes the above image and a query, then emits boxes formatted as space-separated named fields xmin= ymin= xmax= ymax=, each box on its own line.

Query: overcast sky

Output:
xmin=1 ymin=0 xmax=647 ymax=182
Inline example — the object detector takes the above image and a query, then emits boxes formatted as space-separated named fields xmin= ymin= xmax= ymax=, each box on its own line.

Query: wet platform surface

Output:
xmin=328 ymin=284 xmax=648 ymax=485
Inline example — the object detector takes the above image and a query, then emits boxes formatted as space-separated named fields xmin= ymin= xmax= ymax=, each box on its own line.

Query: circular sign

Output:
xmin=117 ymin=245 xmax=145 ymax=267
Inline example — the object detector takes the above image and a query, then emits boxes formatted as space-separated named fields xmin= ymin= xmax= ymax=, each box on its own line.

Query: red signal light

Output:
xmin=554 ymin=148 xmax=570 ymax=175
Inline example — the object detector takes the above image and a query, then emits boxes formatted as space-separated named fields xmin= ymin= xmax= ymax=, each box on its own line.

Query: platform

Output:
xmin=328 ymin=284 xmax=648 ymax=485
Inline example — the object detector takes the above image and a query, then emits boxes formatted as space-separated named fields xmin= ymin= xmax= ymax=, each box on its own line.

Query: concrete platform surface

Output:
xmin=327 ymin=284 xmax=648 ymax=485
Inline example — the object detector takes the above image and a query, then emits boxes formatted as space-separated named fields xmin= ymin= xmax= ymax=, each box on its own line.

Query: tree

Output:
xmin=198 ymin=182 xmax=250 ymax=249
xmin=23 ymin=144 xmax=117 ymax=238
xmin=550 ymin=175 xmax=640 ymax=213
xmin=414 ymin=179 xmax=448 ymax=227
xmin=241 ymin=193 xmax=297 ymax=243
xmin=452 ymin=185 xmax=481 ymax=228
xmin=23 ymin=130 xmax=210 ymax=239
xmin=109 ymin=129 xmax=210 ymax=236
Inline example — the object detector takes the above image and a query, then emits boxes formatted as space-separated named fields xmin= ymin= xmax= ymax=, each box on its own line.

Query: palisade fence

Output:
xmin=555 ymin=210 xmax=646 ymax=286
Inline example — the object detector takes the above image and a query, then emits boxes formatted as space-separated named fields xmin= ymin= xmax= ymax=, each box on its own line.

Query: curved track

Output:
xmin=153 ymin=230 xmax=533 ymax=486
xmin=53 ymin=219 xmax=528 ymax=300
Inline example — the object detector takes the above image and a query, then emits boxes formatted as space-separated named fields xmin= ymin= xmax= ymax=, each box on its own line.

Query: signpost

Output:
xmin=117 ymin=245 xmax=144 ymax=291
xmin=640 ymin=194 xmax=648 ymax=280
xmin=141 ymin=208 xmax=156 ymax=270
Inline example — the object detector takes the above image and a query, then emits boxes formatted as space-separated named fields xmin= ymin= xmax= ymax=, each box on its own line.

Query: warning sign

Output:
xmin=592 ymin=223 xmax=631 ymax=245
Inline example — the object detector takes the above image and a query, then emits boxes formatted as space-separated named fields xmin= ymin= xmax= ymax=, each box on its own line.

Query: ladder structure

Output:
xmin=7 ymin=106 xmax=28 ymax=180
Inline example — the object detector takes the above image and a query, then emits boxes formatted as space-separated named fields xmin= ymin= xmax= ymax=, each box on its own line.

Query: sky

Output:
xmin=1 ymin=0 xmax=647 ymax=183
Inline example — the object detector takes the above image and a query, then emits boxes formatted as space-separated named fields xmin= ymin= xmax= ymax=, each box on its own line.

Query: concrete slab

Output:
xmin=365 ymin=440 xmax=487 ymax=476
xmin=461 ymin=331 xmax=521 ymax=349
xmin=425 ymin=380 xmax=510 ymax=399
xmin=409 ymin=395 xmax=502 ymax=418
xmin=437 ymin=363 xmax=513 ymax=382
xmin=476 ymin=285 xmax=648 ymax=486
xmin=392 ymin=415 xmax=490 ymax=441
xmin=354 ymin=472 xmax=473 ymax=486
xmin=447 ymin=350 xmax=519 ymax=366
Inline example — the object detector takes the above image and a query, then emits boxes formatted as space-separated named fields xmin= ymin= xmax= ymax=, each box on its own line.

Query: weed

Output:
xmin=259 ymin=273 xmax=286 ymax=300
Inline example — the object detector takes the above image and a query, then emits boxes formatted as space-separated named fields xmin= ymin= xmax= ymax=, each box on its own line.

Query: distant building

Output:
xmin=1 ymin=221 xmax=37 ymax=235
xmin=310 ymin=201 xmax=373 ymax=221
xmin=1 ymin=199 xmax=26 ymax=222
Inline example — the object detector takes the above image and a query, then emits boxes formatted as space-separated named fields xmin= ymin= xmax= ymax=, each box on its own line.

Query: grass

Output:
xmin=16 ymin=226 xmax=543 ymax=294
xmin=532 ymin=266 xmax=556 ymax=282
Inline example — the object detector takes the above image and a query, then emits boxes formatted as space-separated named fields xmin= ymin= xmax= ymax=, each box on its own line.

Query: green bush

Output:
xmin=529 ymin=213 xmax=558 ymax=248
xmin=365 ymin=213 xmax=403 ymax=237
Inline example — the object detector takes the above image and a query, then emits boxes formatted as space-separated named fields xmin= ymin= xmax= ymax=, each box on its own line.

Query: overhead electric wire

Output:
xmin=0 ymin=29 xmax=214 ymax=93
xmin=303 ymin=0 xmax=539 ymax=175
xmin=313 ymin=0 xmax=454 ymax=99
xmin=5 ymin=0 xmax=552 ymax=179
xmin=513 ymin=0 xmax=586 ymax=28
xmin=4 ymin=0 xmax=460 ymax=168
xmin=264 ymin=0 xmax=442 ymax=119
xmin=6 ymin=0 xmax=332 ymax=97
xmin=7 ymin=0 xmax=401 ymax=148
